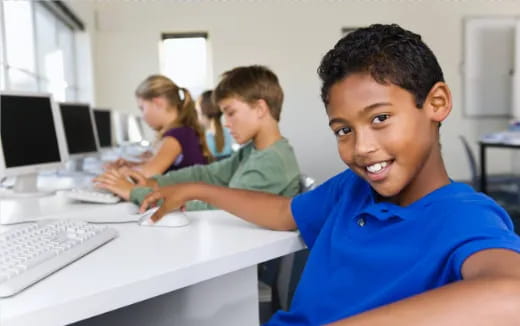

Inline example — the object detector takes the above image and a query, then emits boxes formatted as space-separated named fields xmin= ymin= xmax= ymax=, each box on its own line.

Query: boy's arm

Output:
xmin=180 ymin=148 xmax=300 ymax=211
xmin=155 ymin=154 xmax=238 ymax=187
xmin=326 ymin=248 xmax=520 ymax=326
xmin=128 ymin=155 xmax=239 ymax=205
xmin=140 ymin=182 xmax=297 ymax=231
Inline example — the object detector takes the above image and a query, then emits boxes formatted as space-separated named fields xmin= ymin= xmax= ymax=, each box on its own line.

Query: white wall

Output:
xmin=87 ymin=0 xmax=520 ymax=184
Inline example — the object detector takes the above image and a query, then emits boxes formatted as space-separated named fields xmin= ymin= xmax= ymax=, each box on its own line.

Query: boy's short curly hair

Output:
xmin=318 ymin=24 xmax=444 ymax=109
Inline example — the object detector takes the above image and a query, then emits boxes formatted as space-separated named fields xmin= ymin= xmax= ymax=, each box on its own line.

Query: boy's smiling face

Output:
xmin=327 ymin=73 xmax=451 ymax=205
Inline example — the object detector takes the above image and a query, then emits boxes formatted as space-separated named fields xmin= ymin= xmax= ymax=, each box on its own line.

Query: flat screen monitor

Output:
xmin=59 ymin=103 xmax=99 ymax=157
xmin=128 ymin=114 xmax=144 ymax=143
xmin=0 ymin=92 xmax=68 ymax=195
xmin=113 ymin=111 xmax=129 ymax=145
xmin=93 ymin=109 xmax=112 ymax=148
xmin=137 ymin=116 xmax=154 ymax=143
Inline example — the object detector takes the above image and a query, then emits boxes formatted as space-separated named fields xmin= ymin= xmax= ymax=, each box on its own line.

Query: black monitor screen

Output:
xmin=93 ymin=109 xmax=112 ymax=147
xmin=59 ymin=103 xmax=97 ymax=155
xmin=1 ymin=94 xmax=61 ymax=168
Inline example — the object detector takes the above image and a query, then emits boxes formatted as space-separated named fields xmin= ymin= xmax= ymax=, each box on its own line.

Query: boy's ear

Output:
xmin=424 ymin=82 xmax=452 ymax=123
xmin=253 ymin=99 xmax=270 ymax=119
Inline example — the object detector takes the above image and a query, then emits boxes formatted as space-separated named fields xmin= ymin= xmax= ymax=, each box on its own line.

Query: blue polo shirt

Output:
xmin=266 ymin=169 xmax=520 ymax=325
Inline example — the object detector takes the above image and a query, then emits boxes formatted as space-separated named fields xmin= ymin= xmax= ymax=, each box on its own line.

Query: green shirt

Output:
xmin=130 ymin=138 xmax=301 ymax=210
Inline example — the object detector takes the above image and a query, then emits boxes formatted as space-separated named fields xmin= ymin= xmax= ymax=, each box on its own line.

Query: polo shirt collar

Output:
xmin=358 ymin=181 xmax=473 ymax=222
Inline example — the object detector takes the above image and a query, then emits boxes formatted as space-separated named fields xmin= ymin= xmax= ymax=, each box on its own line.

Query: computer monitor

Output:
xmin=0 ymin=91 xmax=69 ymax=196
xmin=113 ymin=111 xmax=129 ymax=146
xmin=59 ymin=103 xmax=99 ymax=156
xmin=127 ymin=114 xmax=144 ymax=143
xmin=93 ymin=108 xmax=113 ymax=148
xmin=137 ymin=116 xmax=155 ymax=143
xmin=59 ymin=103 xmax=100 ymax=172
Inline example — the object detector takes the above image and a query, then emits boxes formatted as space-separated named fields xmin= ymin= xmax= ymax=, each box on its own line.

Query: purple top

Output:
xmin=163 ymin=126 xmax=207 ymax=172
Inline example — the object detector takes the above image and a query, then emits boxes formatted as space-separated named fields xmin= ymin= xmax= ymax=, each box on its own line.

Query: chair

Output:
xmin=299 ymin=174 xmax=317 ymax=193
xmin=276 ymin=248 xmax=309 ymax=310
xmin=459 ymin=135 xmax=520 ymax=228
xmin=459 ymin=135 xmax=520 ymax=192
xmin=259 ymin=174 xmax=315 ymax=322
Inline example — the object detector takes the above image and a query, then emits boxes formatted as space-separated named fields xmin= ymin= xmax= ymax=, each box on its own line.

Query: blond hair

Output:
xmin=135 ymin=75 xmax=213 ymax=161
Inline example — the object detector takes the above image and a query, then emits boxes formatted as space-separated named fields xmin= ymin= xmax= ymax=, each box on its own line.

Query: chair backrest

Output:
xmin=272 ymin=174 xmax=315 ymax=310
xmin=459 ymin=135 xmax=479 ymax=188
xmin=276 ymin=249 xmax=309 ymax=310
xmin=299 ymin=174 xmax=316 ymax=193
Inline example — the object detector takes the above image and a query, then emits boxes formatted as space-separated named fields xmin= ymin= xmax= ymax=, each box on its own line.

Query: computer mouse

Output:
xmin=138 ymin=207 xmax=190 ymax=228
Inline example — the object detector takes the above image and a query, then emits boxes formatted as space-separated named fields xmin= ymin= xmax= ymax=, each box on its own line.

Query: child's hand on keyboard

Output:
xmin=103 ymin=158 xmax=139 ymax=170
xmin=93 ymin=169 xmax=135 ymax=200
xmin=118 ymin=167 xmax=159 ymax=190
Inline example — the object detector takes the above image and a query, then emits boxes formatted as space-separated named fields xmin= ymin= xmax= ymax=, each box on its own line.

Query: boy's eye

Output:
xmin=373 ymin=114 xmax=389 ymax=124
xmin=334 ymin=127 xmax=351 ymax=137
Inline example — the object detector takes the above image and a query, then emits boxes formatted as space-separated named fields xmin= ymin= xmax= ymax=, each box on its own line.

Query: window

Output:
xmin=3 ymin=0 xmax=37 ymax=91
xmin=0 ymin=1 xmax=83 ymax=101
xmin=0 ymin=2 xmax=5 ymax=91
xmin=463 ymin=17 xmax=517 ymax=117
xmin=159 ymin=33 xmax=211 ymax=98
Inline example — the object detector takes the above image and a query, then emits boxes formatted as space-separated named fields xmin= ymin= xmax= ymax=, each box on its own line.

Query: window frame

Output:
xmin=159 ymin=32 xmax=211 ymax=98
xmin=0 ymin=0 xmax=84 ymax=102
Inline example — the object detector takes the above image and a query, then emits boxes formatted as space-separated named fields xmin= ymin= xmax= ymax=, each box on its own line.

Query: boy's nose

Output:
xmin=354 ymin=131 xmax=378 ymax=156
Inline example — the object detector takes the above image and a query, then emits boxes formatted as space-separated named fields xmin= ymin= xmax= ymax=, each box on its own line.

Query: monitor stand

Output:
xmin=0 ymin=173 xmax=54 ymax=198
xmin=69 ymin=158 xmax=85 ymax=172
xmin=58 ymin=158 xmax=100 ymax=176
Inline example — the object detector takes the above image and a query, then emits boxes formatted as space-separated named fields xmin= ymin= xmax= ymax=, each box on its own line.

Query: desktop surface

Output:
xmin=0 ymin=210 xmax=304 ymax=326
xmin=0 ymin=174 xmax=139 ymax=224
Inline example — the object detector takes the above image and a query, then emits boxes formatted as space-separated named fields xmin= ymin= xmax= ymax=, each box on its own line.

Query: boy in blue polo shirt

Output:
xmin=140 ymin=24 xmax=520 ymax=325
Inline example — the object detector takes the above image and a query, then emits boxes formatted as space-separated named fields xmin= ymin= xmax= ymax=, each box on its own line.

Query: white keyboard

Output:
xmin=63 ymin=188 xmax=121 ymax=204
xmin=0 ymin=220 xmax=118 ymax=297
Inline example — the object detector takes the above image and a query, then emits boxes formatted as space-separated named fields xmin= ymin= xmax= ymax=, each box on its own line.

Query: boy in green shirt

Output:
xmin=95 ymin=65 xmax=301 ymax=210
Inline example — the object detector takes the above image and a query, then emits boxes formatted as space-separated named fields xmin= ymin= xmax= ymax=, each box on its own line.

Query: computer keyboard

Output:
xmin=0 ymin=220 xmax=118 ymax=297
xmin=63 ymin=188 xmax=121 ymax=204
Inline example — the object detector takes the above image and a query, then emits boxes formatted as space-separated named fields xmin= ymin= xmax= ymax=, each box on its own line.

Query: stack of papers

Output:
xmin=480 ymin=131 xmax=520 ymax=145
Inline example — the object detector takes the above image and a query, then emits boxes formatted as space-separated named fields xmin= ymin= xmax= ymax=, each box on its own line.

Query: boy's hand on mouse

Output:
xmin=140 ymin=185 xmax=190 ymax=223
xmin=93 ymin=169 xmax=134 ymax=200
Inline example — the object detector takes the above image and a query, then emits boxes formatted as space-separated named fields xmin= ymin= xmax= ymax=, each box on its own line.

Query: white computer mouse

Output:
xmin=138 ymin=207 xmax=190 ymax=228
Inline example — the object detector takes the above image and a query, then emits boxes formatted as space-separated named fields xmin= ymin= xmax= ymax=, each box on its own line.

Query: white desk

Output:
xmin=0 ymin=174 xmax=140 ymax=224
xmin=1 ymin=210 xmax=305 ymax=326
xmin=0 ymin=174 xmax=305 ymax=325
xmin=0 ymin=193 xmax=141 ymax=224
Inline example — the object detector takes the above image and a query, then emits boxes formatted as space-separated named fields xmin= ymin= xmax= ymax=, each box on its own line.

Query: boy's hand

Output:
xmin=93 ymin=169 xmax=135 ymax=200
xmin=140 ymin=184 xmax=192 ymax=223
